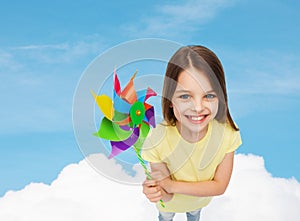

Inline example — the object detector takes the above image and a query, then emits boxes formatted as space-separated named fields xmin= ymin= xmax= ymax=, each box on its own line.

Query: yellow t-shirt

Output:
xmin=141 ymin=119 xmax=242 ymax=213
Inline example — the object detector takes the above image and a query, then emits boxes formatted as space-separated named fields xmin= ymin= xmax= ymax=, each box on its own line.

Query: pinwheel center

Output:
xmin=130 ymin=101 xmax=145 ymax=125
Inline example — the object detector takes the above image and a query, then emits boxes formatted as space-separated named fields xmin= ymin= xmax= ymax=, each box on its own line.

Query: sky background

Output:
xmin=0 ymin=0 xmax=300 ymax=218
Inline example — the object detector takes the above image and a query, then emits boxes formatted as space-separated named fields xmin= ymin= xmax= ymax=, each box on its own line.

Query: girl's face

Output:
xmin=171 ymin=68 xmax=219 ymax=142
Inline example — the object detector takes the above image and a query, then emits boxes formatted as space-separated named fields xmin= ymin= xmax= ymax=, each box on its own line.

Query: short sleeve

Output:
xmin=141 ymin=145 xmax=161 ymax=163
xmin=226 ymin=129 xmax=242 ymax=153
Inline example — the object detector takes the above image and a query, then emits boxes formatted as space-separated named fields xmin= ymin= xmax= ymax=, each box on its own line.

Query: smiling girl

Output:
xmin=142 ymin=45 xmax=242 ymax=221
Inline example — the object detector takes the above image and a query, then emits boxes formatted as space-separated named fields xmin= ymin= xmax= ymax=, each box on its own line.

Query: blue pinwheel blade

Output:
xmin=137 ymin=89 xmax=147 ymax=102
xmin=113 ymin=94 xmax=131 ymax=113
xmin=137 ymin=87 xmax=157 ymax=102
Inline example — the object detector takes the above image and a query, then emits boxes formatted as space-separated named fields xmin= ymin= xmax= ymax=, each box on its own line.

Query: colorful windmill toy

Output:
xmin=91 ymin=69 xmax=165 ymax=208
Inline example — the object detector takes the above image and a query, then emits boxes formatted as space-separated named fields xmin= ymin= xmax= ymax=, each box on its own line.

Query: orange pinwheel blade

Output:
xmin=120 ymin=71 xmax=137 ymax=104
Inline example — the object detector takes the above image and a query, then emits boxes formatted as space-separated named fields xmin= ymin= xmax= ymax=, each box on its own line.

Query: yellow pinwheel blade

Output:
xmin=91 ymin=90 xmax=114 ymax=120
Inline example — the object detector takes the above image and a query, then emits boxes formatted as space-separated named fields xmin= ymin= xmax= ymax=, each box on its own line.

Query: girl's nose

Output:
xmin=193 ymin=99 xmax=204 ymax=112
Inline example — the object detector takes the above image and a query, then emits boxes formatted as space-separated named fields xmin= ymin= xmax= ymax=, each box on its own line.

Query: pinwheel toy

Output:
xmin=91 ymin=70 xmax=165 ymax=208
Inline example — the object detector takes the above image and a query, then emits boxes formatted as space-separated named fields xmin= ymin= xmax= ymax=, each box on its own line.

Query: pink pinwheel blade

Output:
xmin=108 ymin=127 xmax=140 ymax=158
xmin=145 ymin=106 xmax=156 ymax=128
xmin=145 ymin=87 xmax=157 ymax=101
xmin=114 ymin=70 xmax=121 ymax=96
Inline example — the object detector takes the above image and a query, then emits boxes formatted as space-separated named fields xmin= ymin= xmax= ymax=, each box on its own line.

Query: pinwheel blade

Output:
xmin=113 ymin=110 xmax=128 ymax=121
xmin=144 ymin=103 xmax=151 ymax=110
xmin=145 ymin=87 xmax=157 ymax=101
xmin=145 ymin=106 xmax=156 ymax=128
xmin=113 ymin=94 xmax=131 ymax=113
xmin=136 ymin=89 xmax=147 ymax=102
xmin=120 ymin=71 xmax=137 ymax=104
xmin=113 ymin=110 xmax=129 ymax=123
xmin=114 ymin=69 xmax=121 ymax=96
xmin=134 ymin=122 xmax=150 ymax=151
xmin=94 ymin=117 xmax=132 ymax=141
xmin=137 ymin=87 xmax=157 ymax=102
xmin=109 ymin=127 xmax=140 ymax=158
xmin=91 ymin=90 xmax=114 ymax=121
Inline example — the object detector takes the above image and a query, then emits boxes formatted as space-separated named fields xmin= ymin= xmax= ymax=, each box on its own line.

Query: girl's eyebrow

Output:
xmin=205 ymin=90 xmax=216 ymax=94
xmin=175 ymin=89 xmax=216 ymax=94
xmin=174 ymin=89 xmax=191 ymax=93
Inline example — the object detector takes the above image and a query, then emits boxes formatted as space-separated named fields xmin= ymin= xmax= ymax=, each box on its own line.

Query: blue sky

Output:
xmin=0 ymin=0 xmax=300 ymax=197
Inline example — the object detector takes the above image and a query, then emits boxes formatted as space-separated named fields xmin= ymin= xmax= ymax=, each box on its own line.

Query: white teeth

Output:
xmin=190 ymin=116 xmax=204 ymax=121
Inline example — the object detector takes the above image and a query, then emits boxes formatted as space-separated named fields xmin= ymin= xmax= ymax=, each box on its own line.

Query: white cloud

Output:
xmin=0 ymin=49 xmax=23 ymax=72
xmin=12 ymin=44 xmax=69 ymax=51
xmin=0 ymin=153 xmax=299 ymax=221
xmin=203 ymin=154 xmax=300 ymax=220
xmin=10 ymin=36 xmax=106 ymax=64
xmin=0 ymin=154 xmax=156 ymax=221
xmin=158 ymin=0 xmax=236 ymax=21
xmin=124 ymin=0 xmax=237 ymax=37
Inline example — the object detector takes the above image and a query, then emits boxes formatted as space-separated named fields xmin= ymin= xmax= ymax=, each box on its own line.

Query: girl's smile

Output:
xmin=185 ymin=114 xmax=208 ymax=123
xmin=171 ymin=68 xmax=219 ymax=142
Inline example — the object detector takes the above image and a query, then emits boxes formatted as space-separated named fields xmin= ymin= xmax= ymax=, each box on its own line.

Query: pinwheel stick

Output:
xmin=133 ymin=147 xmax=165 ymax=208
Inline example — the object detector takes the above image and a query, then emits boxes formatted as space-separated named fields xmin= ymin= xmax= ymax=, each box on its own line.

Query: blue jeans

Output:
xmin=158 ymin=208 xmax=202 ymax=221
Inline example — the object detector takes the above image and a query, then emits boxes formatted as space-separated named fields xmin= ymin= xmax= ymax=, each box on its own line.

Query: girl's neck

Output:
xmin=175 ymin=123 xmax=209 ymax=143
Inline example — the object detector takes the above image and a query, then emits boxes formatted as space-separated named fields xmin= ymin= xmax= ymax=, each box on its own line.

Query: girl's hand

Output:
xmin=150 ymin=171 xmax=173 ymax=193
xmin=142 ymin=179 xmax=163 ymax=203
xmin=142 ymin=179 xmax=174 ymax=202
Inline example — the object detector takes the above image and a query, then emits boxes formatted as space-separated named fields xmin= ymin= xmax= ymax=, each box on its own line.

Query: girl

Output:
xmin=142 ymin=45 xmax=242 ymax=221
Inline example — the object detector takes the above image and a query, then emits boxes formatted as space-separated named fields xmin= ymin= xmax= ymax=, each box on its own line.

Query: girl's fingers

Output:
xmin=144 ymin=188 xmax=162 ymax=202
xmin=142 ymin=180 xmax=163 ymax=202
xmin=143 ymin=183 xmax=160 ymax=194
xmin=143 ymin=179 xmax=157 ymax=187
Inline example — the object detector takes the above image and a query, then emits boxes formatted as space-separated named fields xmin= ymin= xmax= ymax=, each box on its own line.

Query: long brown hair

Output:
xmin=162 ymin=45 xmax=239 ymax=131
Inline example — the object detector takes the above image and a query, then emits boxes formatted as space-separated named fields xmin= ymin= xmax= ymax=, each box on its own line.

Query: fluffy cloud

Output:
xmin=202 ymin=154 xmax=300 ymax=220
xmin=0 ymin=153 xmax=299 ymax=221
xmin=0 ymin=154 xmax=156 ymax=221
xmin=124 ymin=0 xmax=237 ymax=37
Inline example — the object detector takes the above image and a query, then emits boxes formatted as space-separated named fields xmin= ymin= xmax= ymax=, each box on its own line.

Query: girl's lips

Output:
xmin=186 ymin=114 xmax=208 ymax=123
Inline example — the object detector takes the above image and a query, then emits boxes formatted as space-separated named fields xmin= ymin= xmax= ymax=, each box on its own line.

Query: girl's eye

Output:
xmin=179 ymin=94 xmax=191 ymax=99
xmin=205 ymin=94 xmax=217 ymax=99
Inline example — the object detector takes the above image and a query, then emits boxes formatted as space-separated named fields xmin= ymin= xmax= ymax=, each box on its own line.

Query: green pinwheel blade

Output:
xmin=134 ymin=121 xmax=150 ymax=151
xmin=113 ymin=110 xmax=129 ymax=122
xmin=94 ymin=117 xmax=132 ymax=141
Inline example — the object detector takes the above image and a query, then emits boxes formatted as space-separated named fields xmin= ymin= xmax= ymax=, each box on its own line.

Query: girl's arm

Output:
xmin=152 ymin=152 xmax=235 ymax=197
